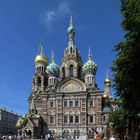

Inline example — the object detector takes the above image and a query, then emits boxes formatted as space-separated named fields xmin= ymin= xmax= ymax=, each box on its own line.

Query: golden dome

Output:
xmin=35 ymin=54 xmax=48 ymax=66
xmin=103 ymin=93 xmax=109 ymax=99
xmin=104 ymin=78 xmax=111 ymax=85
xmin=34 ymin=42 xmax=48 ymax=66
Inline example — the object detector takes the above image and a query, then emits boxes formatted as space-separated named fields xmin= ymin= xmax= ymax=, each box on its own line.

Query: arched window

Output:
xmin=87 ymin=76 xmax=89 ymax=82
xmin=75 ymin=101 xmax=79 ymax=107
xmin=69 ymin=65 xmax=74 ymax=76
xmin=62 ymin=67 xmax=65 ymax=78
xmin=54 ymin=78 xmax=56 ymax=84
xmin=38 ymin=77 xmax=41 ymax=86
xmin=70 ymin=47 xmax=73 ymax=53
xmin=103 ymin=115 xmax=106 ymax=122
xmin=64 ymin=101 xmax=67 ymax=107
xmin=50 ymin=115 xmax=54 ymax=124
xmin=78 ymin=66 xmax=81 ymax=78
xmin=90 ymin=101 xmax=93 ymax=107
xmin=70 ymin=101 xmax=73 ymax=107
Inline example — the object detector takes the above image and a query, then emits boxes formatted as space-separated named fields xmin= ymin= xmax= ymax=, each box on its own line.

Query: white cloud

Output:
xmin=41 ymin=1 xmax=72 ymax=30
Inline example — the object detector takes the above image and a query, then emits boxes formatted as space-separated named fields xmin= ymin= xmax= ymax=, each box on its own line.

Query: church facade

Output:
xmin=16 ymin=17 xmax=116 ymax=139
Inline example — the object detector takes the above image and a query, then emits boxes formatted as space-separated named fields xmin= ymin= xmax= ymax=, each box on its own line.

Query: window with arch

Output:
xmin=69 ymin=64 xmax=74 ymax=76
xmin=103 ymin=115 xmax=106 ymax=122
xmin=64 ymin=116 xmax=68 ymax=123
xmin=70 ymin=47 xmax=73 ymax=53
xmin=64 ymin=101 xmax=67 ymax=107
xmin=50 ymin=115 xmax=54 ymax=124
xmin=75 ymin=101 xmax=79 ymax=107
xmin=89 ymin=101 xmax=93 ymax=107
xmin=78 ymin=66 xmax=81 ymax=78
xmin=89 ymin=116 xmax=93 ymax=123
xmin=87 ymin=76 xmax=89 ymax=82
xmin=38 ymin=77 xmax=41 ymax=86
xmin=50 ymin=101 xmax=53 ymax=108
xmin=70 ymin=101 xmax=73 ymax=107
xmin=62 ymin=67 xmax=65 ymax=78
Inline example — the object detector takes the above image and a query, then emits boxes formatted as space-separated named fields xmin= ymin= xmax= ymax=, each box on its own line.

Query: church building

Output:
xmin=16 ymin=17 xmax=116 ymax=140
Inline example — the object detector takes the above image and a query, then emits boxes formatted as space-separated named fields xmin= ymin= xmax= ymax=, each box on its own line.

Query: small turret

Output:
xmin=103 ymin=69 xmax=111 ymax=100
xmin=46 ymin=50 xmax=59 ymax=86
xmin=35 ymin=42 xmax=48 ymax=74
xmin=83 ymin=48 xmax=97 ymax=88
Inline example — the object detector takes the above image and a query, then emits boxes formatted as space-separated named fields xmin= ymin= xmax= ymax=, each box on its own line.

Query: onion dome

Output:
xmin=103 ymin=105 xmax=112 ymax=113
xmin=83 ymin=48 xmax=97 ymax=75
xmin=67 ymin=16 xmax=75 ymax=34
xmin=34 ymin=43 xmax=48 ymax=66
xmin=46 ymin=50 xmax=60 ymax=77
xmin=103 ymin=93 xmax=109 ymax=100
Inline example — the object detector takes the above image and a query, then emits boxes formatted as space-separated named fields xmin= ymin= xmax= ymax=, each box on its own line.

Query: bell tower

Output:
xmin=60 ymin=16 xmax=83 ymax=79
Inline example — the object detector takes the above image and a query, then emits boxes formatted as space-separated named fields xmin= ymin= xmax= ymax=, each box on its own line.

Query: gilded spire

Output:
xmin=88 ymin=47 xmax=92 ymax=60
xmin=51 ymin=50 xmax=55 ymax=63
xmin=67 ymin=16 xmax=75 ymax=34
xmin=104 ymin=68 xmax=111 ymax=85
xmin=39 ymin=41 xmax=44 ymax=55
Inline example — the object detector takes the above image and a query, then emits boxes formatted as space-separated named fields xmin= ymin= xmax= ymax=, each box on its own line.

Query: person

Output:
xmin=96 ymin=134 xmax=102 ymax=140
xmin=109 ymin=135 xmax=116 ymax=140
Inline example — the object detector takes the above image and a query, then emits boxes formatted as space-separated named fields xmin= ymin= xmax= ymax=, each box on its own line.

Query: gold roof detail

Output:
xmin=34 ymin=42 xmax=48 ymax=66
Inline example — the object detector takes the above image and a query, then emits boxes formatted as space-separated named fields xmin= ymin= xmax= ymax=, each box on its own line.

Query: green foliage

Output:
xmin=110 ymin=0 xmax=140 ymax=137
xmin=109 ymin=109 xmax=128 ymax=134
xmin=112 ymin=0 xmax=140 ymax=114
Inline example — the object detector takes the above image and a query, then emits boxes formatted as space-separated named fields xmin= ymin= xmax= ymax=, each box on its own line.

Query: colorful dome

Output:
xmin=46 ymin=51 xmax=60 ymax=77
xmin=35 ymin=54 xmax=48 ymax=66
xmin=46 ymin=62 xmax=59 ymax=77
xmin=35 ymin=43 xmax=48 ymax=66
xmin=103 ymin=106 xmax=112 ymax=113
xmin=67 ymin=16 xmax=75 ymax=34
xmin=83 ymin=48 xmax=97 ymax=75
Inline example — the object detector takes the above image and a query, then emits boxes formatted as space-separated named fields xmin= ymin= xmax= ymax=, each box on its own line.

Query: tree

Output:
xmin=111 ymin=0 xmax=140 ymax=139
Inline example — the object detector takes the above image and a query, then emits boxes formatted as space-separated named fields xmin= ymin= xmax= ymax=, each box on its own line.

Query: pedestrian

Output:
xmin=96 ymin=134 xmax=102 ymax=140
xmin=109 ymin=135 xmax=116 ymax=140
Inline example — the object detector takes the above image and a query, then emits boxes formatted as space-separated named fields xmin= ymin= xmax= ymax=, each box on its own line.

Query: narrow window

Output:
xmin=64 ymin=116 xmax=68 ymax=123
xmin=50 ymin=101 xmax=53 ymax=108
xmin=38 ymin=77 xmax=41 ymax=86
xmin=90 ymin=101 xmax=93 ymax=107
xmin=70 ymin=101 xmax=73 ymax=107
xmin=75 ymin=116 xmax=79 ymax=123
xmin=64 ymin=101 xmax=67 ymax=107
xmin=69 ymin=65 xmax=74 ymax=76
xmin=70 ymin=47 xmax=73 ymax=53
xmin=70 ymin=116 xmax=73 ymax=123
xmin=50 ymin=115 xmax=54 ymax=124
xmin=90 ymin=116 xmax=93 ymax=123
xmin=103 ymin=116 xmax=106 ymax=122
xmin=75 ymin=101 xmax=79 ymax=107
xmin=78 ymin=66 xmax=81 ymax=78
xmin=87 ymin=76 xmax=89 ymax=82
xmin=62 ymin=67 xmax=65 ymax=78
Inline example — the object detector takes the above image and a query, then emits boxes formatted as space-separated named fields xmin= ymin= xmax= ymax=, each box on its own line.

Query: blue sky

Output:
xmin=0 ymin=0 xmax=124 ymax=115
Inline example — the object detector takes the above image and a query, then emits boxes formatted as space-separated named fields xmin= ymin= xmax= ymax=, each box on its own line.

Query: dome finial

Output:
xmin=51 ymin=50 xmax=55 ymax=63
xmin=88 ymin=47 xmax=92 ymax=60
xmin=104 ymin=68 xmax=111 ymax=85
xmin=39 ymin=41 xmax=44 ymax=55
